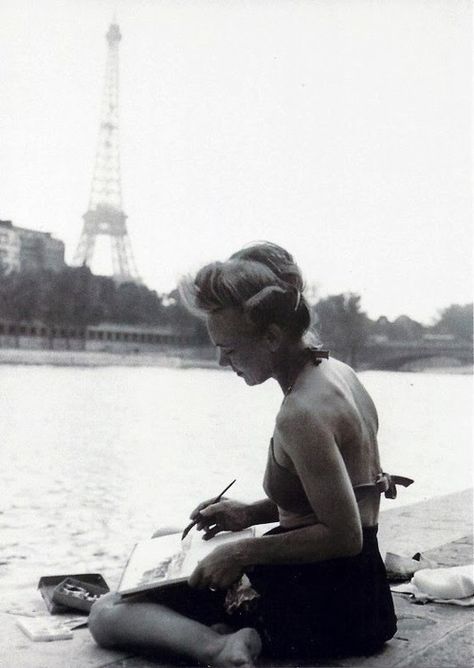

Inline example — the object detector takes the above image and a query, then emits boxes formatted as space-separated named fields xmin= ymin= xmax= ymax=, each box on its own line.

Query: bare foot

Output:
xmin=211 ymin=628 xmax=262 ymax=668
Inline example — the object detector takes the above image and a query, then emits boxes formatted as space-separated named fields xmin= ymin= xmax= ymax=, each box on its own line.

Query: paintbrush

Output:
xmin=181 ymin=479 xmax=237 ymax=540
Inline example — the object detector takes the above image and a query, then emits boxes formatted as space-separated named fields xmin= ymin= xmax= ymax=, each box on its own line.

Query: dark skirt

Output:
xmin=150 ymin=525 xmax=397 ymax=660
xmin=238 ymin=525 xmax=397 ymax=658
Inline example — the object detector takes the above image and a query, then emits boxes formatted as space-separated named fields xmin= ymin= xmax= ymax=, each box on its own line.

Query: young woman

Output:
xmin=89 ymin=242 xmax=411 ymax=666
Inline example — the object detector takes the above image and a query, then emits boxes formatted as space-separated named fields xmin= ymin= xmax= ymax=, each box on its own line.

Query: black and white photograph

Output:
xmin=0 ymin=1 xmax=472 ymax=666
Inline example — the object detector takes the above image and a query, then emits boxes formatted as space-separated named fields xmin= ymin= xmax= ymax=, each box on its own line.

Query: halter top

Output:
xmin=263 ymin=437 xmax=414 ymax=529
xmin=264 ymin=348 xmax=413 ymax=528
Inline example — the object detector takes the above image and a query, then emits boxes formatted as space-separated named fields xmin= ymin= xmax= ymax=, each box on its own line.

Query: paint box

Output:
xmin=38 ymin=573 xmax=109 ymax=614
xmin=52 ymin=577 xmax=109 ymax=613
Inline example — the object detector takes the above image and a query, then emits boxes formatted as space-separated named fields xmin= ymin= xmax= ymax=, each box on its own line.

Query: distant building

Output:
xmin=0 ymin=318 xmax=195 ymax=353
xmin=16 ymin=226 xmax=65 ymax=272
xmin=0 ymin=220 xmax=21 ymax=272
xmin=0 ymin=220 xmax=65 ymax=273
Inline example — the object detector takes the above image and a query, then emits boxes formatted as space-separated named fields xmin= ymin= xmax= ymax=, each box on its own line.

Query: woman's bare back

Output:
xmin=274 ymin=357 xmax=383 ymax=526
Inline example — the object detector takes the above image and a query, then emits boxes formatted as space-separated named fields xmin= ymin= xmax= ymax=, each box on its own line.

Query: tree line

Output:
xmin=0 ymin=266 xmax=472 ymax=362
xmin=0 ymin=266 xmax=208 ymax=342
xmin=313 ymin=294 xmax=472 ymax=367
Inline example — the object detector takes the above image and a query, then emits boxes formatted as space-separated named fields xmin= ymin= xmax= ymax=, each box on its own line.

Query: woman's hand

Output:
xmin=188 ymin=545 xmax=244 ymax=590
xmin=190 ymin=498 xmax=250 ymax=540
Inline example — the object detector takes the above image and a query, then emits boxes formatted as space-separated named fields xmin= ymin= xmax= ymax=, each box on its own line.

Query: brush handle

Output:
xmin=181 ymin=479 xmax=237 ymax=540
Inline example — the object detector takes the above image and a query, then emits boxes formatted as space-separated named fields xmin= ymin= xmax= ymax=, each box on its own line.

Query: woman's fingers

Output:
xmin=196 ymin=503 xmax=224 ymax=530
xmin=188 ymin=547 xmax=243 ymax=590
xmin=190 ymin=498 xmax=215 ymax=520
xmin=188 ymin=561 xmax=218 ymax=589
xmin=202 ymin=525 xmax=222 ymax=541
xmin=199 ymin=502 xmax=222 ymax=518
xmin=190 ymin=498 xmax=247 ymax=536
xmin=188 ymin=564 xmax=203 ymax=589
xmin=190 ymin=497 xmax=228 ymax=520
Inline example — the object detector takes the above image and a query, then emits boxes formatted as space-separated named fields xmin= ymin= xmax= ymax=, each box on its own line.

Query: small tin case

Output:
xmin=38 ymin=573 xmax=109 ymax=614
xmin=52 ymin=577 xmax=109 ymax=613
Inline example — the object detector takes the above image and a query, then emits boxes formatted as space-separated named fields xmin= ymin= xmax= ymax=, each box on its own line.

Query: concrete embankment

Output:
xmin=1 ymin=489 xmax=472 ymax=667
xmin=1 ymin=347 xmax=472 ymax=373
xmin=377 ymin=488 xmax=473 ymax=558
xmin=0 ymin=347 xmax=218 ymax=369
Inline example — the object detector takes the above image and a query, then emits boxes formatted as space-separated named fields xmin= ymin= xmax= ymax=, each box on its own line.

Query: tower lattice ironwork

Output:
xmin=73 ymin=23 xmax=140 ymax=283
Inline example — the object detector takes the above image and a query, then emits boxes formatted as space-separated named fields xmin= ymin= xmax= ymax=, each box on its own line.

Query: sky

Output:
xmin=0 ymin=0 xmax=471 ymax=324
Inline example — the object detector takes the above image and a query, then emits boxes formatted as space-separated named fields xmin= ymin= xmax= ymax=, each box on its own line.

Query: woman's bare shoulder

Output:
xmin=276 ymin=358 xmax=369 ymax=436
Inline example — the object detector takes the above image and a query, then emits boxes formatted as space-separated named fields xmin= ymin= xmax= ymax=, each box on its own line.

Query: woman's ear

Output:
xmin=265 ymin=324 xmax=284 ymax=352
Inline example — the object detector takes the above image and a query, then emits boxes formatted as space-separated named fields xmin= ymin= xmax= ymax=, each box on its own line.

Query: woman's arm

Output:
xmin=189 ymin=402 xmax=362 ymax=589
xmin=191 ymin=497 xmax=278 ymax=540
xmin=239 ymin=404 xmax=362 ymax=565
xmin=236 ymin=498 xmax=279 ymax=526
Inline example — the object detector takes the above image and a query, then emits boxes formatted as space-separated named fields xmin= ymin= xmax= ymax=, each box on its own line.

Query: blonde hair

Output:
xmin=180 ymin=242 xmax=317 ymax=342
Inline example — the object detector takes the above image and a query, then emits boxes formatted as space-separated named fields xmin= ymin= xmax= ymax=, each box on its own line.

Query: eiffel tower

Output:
xmin=73 ymin=23 xmax=140 ymax=283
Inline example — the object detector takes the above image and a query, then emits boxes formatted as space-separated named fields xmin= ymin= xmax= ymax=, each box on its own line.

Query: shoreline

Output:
xmin=0 ymin=347 xmax=472 ymax=373
xmin=0 ymin=346 xmax=219 ymax=369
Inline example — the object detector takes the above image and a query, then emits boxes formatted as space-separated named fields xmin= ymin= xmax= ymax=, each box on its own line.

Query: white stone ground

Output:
xmin=1 ymin=489 xmax=472 ymax=667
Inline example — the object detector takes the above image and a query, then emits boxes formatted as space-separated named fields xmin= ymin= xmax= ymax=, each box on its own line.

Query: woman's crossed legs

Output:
xmin=88 ymin=591 xmax=261 ymax=667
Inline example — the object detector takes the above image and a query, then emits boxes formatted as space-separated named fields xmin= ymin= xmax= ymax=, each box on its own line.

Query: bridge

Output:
xmin=359 ymin=340 xmax=473 ymax=370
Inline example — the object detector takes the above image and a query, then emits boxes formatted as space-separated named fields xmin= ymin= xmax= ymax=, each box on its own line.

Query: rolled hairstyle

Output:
xmin=180 ymin=242 xmax=317 ymax=343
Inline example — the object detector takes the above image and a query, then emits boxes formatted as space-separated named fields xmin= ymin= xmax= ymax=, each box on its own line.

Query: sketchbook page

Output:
xmin=118 ymin=532 xmax=185 ymax=594
xmin=253 ymin=521 xmax=280 ymax=537
xmin=179 ymin=527 xmax=256 ymax=575
xmin=118 ymin=527 xmax=257 ymax=596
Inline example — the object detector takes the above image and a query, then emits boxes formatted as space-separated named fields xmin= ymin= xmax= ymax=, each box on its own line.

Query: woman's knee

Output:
xmin=88 ymin=592 xmax=122 ymax=648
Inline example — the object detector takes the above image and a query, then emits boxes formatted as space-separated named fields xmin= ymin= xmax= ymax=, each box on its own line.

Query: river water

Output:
xmin=0 ymin=365 xmax=472 ymax=591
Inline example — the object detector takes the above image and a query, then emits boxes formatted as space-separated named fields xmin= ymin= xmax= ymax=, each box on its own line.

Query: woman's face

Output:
xmin=207 ymin=308 xmax=274 ymax=386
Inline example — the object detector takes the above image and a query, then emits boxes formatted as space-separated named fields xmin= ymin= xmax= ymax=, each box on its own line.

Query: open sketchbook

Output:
xmin=118 ymin=524 xmax=276 ymax=597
